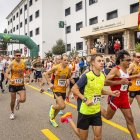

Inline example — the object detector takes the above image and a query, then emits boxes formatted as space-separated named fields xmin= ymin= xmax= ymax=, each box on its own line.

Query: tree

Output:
xmin=52 ymin=39 xmax=65 ymax=55
xmin=69 ymin=49 xmax=78 ymax=57
xmin=44 ymin=51 xmax=53 ymax=57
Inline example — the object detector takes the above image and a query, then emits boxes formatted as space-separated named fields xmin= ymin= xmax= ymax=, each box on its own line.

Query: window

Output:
xmin=24 ymin=4 xmax=27 ymax=11
xmin=89 ymin=0 xmax=98 ymax=5
xmin=20 ymin=8 xmax=22 ymax=15
xmin=10 ymin=18 xmax=12 ymax=23
xmin=20 ymin=22 xmax=23 ymax=28
xmin=107 ymin=10 xmax=118 ymax=20
xmin=76 ymin=22 xmax=83 ymax=31
xmin=25 ymin=18 xmax=27 ymax=25
xmin=8 ymin=31 xmax=9 ymax=34
xmin=8 ymin=21 xmax=10 ymax=25
xmin=76 ymin=42 xmax=83 ymax=50
xmin=35 ymin=27 xmax=40 ymax=35
xmin=67 ymin=44 xmax=71 ymax=51
xmin=35 ymin=0 xmax=38 ymax=1
xmin=16 ymin=12 xmax=18 ymax=17
xmin=89 ymin=16 xmax=98 ymax=25
xmin=25 ymin=33 xmax=27 ymax=36
xmin=16 ymin=25 xmax=19 ymax=30
xmin=29 ymin=0 xmax=33 ymax=7
xmin=10 ymin=29 xmax=12 ymax=33
xmin=30 ymin=30 xmax=33 ymax=37
xmin=76 ymin=1 xmax=82 ymax=11
xmin=66 ymin=26 xmax=71 ymax=34
xmin=13 ymin=27 xmax=15 ymax=32
xmin=35 ymin=10 xmax=39 ymax=18
xmin=13 ymin=15 xmax=15 ymax=21
xmin=29 ymin=15 xmax=33 ymax=22
xmin=130 ymin=2 xmax=139 ymax=13
xmin=65 ymin=7 xmax=70 ymax=16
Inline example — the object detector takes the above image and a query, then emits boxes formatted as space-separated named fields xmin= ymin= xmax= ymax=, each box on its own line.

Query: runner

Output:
xmin=0 ymin=55 xmax=6 ymax=93
xmin=5 ymin=50 xmax=26 ymax=120
xmin=60 ymin=54 xmax=120 ymax=140
xmin=101 ymin=50 xmax=139 ymax=140
xmin=32 ymin=56 xmax=44 ymax=93
xmin=66 ymin=56 xmax=80 ymax=102
xmin=46 ymin=55 xmax=71 ymax=127
xmin=128 ymin=52 xmax=140 ymax=107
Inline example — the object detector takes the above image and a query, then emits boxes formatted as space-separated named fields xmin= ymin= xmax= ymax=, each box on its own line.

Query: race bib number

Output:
xmin=120 ymin=84 xmax=128 ymax=91
xmin=136 ymin=80 xmax=140 ymax=86
xmin=92 ymin=95 xmax=101 ymax=105
xmin=15 ymin=78 xmax=23 ymax=84
xmin=58 ymin=79 xmax=66 ymax=87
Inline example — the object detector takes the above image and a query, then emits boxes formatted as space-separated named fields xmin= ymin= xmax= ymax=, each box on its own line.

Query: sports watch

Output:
xmin=82 ymin=97 xmax=87 ymax=103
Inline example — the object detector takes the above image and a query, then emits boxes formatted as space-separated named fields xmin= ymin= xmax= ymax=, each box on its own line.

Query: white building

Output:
xmin=6 ymin=0 xmax=63 ymax=57
xmin=6 ymin=0 xmax=139 ymax=57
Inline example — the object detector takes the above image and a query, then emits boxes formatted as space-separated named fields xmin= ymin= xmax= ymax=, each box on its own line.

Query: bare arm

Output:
xmin=71 ymin=83 xmax=85 ymax=100
xmin=102 ymin=89 xmax=120 ymax=97
xmin=45 ymin=66 xmax=57 ymax=85
xmin=5 ymin=63 xmax=12 ymax=80
xmin=105 ymin=68 xmax=121 ymax=86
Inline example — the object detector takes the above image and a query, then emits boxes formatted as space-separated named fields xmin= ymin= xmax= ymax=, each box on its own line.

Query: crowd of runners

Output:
xmin=0 ymin=49 xmax=140 ymax=140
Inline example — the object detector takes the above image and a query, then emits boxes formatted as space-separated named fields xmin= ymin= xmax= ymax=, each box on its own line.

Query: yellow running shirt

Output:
xmin=53 ymin=64 xmax=69 ymax=93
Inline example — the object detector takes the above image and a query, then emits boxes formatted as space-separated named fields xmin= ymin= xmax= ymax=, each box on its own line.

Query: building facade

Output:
xmin=6 ymin=0 xmax=139 ymax=57
xmin=6 ymin=0 xmax=63 ymax=57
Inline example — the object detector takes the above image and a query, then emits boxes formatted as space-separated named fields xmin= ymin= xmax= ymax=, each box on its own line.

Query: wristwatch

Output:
xmin=82 ymin=97 xmax=87 ymax=103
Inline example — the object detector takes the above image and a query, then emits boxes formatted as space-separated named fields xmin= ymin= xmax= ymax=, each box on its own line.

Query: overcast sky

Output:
xmin=0 ymin=0 xmax=21 ymax=33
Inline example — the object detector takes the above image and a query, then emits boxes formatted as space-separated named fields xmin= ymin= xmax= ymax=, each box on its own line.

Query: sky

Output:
xmin=0 ymin=0 xmax=21 ymax=33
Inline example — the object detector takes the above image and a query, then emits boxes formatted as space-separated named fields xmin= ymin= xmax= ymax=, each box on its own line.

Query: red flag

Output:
xmin=138 ymin=13 xmax=140 ymax=30
xmin=138 ymin=0 xmax=140 ymax=30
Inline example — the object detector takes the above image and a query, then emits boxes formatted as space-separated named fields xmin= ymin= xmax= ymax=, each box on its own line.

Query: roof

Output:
xmin=6 ymin=0 xmax=25 ymax=19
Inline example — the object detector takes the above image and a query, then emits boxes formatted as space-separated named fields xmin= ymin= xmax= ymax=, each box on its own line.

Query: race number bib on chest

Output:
xmin=58 ymin=79 xmax=66 ymax=86
xmin=15 ymin=78 xmax=23 ymax=84
xmin=136 ymin=79 xmax=140 ymax=86
xmin=92 ymin=95 xmax=101 ymax=105
xmin=120 ymin=84 xmax=128 ymax=91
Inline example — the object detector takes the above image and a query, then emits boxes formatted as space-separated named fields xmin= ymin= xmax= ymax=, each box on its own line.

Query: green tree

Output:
xmin=44 ymin=51 xmax=53 ymax=57
xmin=52 ymin=39 xmax=65 ymax=55
xmin=69 ymin=49 xmax=78 ymax=57
xmin=135 ymin=43 xmax=140 ymax=52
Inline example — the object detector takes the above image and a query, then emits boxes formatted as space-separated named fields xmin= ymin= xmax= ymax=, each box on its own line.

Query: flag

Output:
xmin=138 ymin=0 xmax=140 ymax=30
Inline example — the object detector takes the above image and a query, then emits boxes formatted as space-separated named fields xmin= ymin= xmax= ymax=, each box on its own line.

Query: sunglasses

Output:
xmin=15 ymin=55 xmax=21 ymax=57
xmin=136 ymin=56 xmax=140 ymax=59
xmin=123 ymin=59 xmax=131 ymax=62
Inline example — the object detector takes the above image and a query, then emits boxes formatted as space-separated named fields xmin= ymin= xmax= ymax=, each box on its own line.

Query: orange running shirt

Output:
xmin=10 ymin=60 xmax=25 ymax=86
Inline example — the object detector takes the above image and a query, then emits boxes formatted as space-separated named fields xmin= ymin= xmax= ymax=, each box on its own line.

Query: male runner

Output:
xmin=5 ymin=50 xmax=26 ymax=120
xmin=128 ymin=52 xmax=140 ymax=107
xmin=101 ymin=50 xmax=139 ymax=140
xmin=46 ymin=55 xmax=71 ymax=127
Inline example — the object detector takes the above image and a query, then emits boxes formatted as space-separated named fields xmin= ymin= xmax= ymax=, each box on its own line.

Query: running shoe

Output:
xmin=15 ymin=99 xmax=20 ymax=110
xmin=61 ymin=112 xmax=72 ymax=123
xmin=49 ymin=105 xmax=55 ymax=119
xmin=40 ymin=89 xmax=44 ymax=93
xmin=58 ymin=110 xmax=64 ymax=115
xmin=49 ymin=119 xmax=58 ymax=127
xmin=10 ymin=113 xmax=15 ymax=120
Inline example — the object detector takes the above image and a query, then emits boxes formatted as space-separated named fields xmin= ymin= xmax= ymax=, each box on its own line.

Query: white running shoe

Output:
xmin=10 ymin=113 xmax=15 ymax=120
xmin=15 ymin=99 xmax=20 ymax=110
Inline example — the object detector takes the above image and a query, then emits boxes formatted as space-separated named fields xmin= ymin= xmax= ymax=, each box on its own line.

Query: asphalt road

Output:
xmin=0 ymin=83 xmax=140 ymax=140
